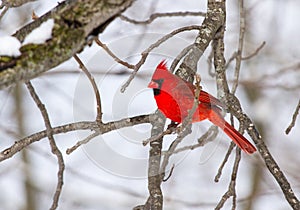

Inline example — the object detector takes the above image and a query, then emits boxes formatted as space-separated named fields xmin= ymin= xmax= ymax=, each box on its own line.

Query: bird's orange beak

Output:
xmin=148 ymin=80 xmax=159 ymax=89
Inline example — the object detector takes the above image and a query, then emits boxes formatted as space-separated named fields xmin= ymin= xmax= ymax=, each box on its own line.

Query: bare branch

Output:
xmin=66 ymin=132 xmax=100 ymax=155
xmin=0 ymin=114 xmax=152 ymax=162
xmin=174 ymin=0 xmax=226 ymax=84
xmin=169 ymin=44 xmax=194 ymax=73
xmin=25 ymin=81 xmax=64 ymax=210
xmin=214 ymin=142 xmax=235 ymax=182
xmin=257 ymin=62 xmax=300 ymax=83
xmin=147 ymin=110 xmax=165 ymax=210
xmin=285 ymin=98 xmax=300 ymax=134
xmin=242 ymin=41 xmax=266 ymax=60
xmin=231 ymin=0 xmax=246 ymax=94
xmin=213 ymin=11 xmax=300 ymax=209
xmin=73 ymin=54 xmax=103 ymax=123
xmin=120 ymin=11 xmax=205 ymax=24
xmin=121 ymin=25 xmax=202 ymax=92
xmin=162 ymin=164 xmax=175 ymax=182
xmin=95 ymin=38 xmax=135 ymax=69
xmin=215 ymin=149 xmax=241 ymax=210
xmin=162 ymin=125 xmax=218 ymax=155
xmin=160 ymin=130 xmax=188 ymax=182
xmin=225 ymin=41 xmax=266 ymax=70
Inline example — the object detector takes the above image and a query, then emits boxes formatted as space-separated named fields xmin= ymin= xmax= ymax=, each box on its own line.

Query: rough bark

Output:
xmin=0 ymin=0 xmax=134 ymax=89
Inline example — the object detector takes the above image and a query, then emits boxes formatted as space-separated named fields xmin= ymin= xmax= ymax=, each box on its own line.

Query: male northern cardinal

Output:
xmin=148 ymin=60 xmax=256 ymax=154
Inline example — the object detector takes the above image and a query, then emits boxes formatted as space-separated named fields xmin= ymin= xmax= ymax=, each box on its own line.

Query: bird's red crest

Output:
xmin=157 ymin=60 xmax=168 ymax=71
xmin=151 ymin=60 xmax=171 ymax=80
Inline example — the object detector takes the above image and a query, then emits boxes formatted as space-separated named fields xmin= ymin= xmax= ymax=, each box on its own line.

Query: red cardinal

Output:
xmin=148 ymin=60 xmax=256 ymax=154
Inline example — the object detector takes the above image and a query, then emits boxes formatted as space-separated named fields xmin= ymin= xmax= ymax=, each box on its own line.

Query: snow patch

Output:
xmin=0 ymin=36 xmax=21 ymax=57
xmin=23 ymin=19 xmax=55 ymax=45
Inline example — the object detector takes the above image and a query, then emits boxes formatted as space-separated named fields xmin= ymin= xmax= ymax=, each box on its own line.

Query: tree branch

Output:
xmin=25 ymin=81 xmax=65 ymax=210
xmin=147 ymin=111 xmax=165 ymax=210
xmin=0 ymin=0 xmax=134 ymax=89
xmin=231 ymin=0 xmax=245 ymax=94
xmin=285 ymin=98 xmax=300 ymax=134
xmin=0 ymin=114 xmax=152 ymax=162
xmin=73 ymin=54 xmax=103 ymax=123
xmin=174 ymin=0 xmax=226 ymax=83
xmin=120 ymin=11 xmax=205 ymax=24
xmin=215 ymin=149 xmax=241 ymax=210
xmin=121 ymin=25 xmax=202 ymax=92
xmin=212 ymin=3 xmax=300 ymax=208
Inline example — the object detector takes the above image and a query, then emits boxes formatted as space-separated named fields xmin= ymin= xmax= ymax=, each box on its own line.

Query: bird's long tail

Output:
xmin=208 ymin=110 xmax=256 ymax=154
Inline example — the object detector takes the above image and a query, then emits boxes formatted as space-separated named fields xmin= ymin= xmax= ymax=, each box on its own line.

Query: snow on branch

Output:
xmin=0 ymin=0 xmax=134 ymax=90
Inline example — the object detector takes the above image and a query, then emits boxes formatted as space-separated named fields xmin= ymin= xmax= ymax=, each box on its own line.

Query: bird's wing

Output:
xmin=183 ymin=80 xmax=224 ymax=108
xmin=199 ymin=90 xmax=225 ymax=108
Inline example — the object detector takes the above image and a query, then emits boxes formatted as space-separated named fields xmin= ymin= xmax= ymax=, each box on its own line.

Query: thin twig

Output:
xmin=225 ymin=41 xmax=266 ymax=70
xmin=214 ymin=116 xmax=242 ymax=183
xmin=215 ymin=148 xmax=241 ymax=210
xmin=214 ymin=142 xmax=235 ymax=182
xmin=169 ymin=44 xmax=195 ymax=73
xmin=162 ymin=164 xmax=175 ymax=182
xmin=25 ymin=81 xmax=65 ymax=210
xmin=120 ymin=11 xmax=205 ymax=24
xmin=198 ymin=125 xmax=218 ymax=144
xmin=257 ymin=62 xmax=300 ymax=84
xmin=285 ymin=98 xmax=300 ymax=134
xmin=66 ymin=132 xmax=100 ymax=154
xmin=164 ymin=125 xmax=218 ymax=155
xmin=94 ymin=38 xmax=135 ymax=69
xmin=231 ymin=0 xmax=245 ymax=94
xmin=231 ymin=149 xmax=242 ymax=210
xmin=224 ymin=51 xmax=237 ymax=71
xmin=73 ymin=54 xmax=102 ymax=123
xmin=159 ymin=131 xmax=187 ymax=181
xmin=121 ymin=25 xmax=202 ymax=92
xmin=242 ymin=41 xmax=266 ymax=60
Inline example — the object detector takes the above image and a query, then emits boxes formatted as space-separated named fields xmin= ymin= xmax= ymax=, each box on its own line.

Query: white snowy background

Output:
xmin=0 ymin=0 xmax=300 ymax=210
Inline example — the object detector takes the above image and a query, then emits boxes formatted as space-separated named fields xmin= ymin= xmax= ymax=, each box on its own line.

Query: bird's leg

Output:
xmin=167 ymin=121 xmax=179 ymax=130
xmin=142 ymin=121 xmax=179 ymax=146
xmin=168 ymin=121 xmax=191 ymax=135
